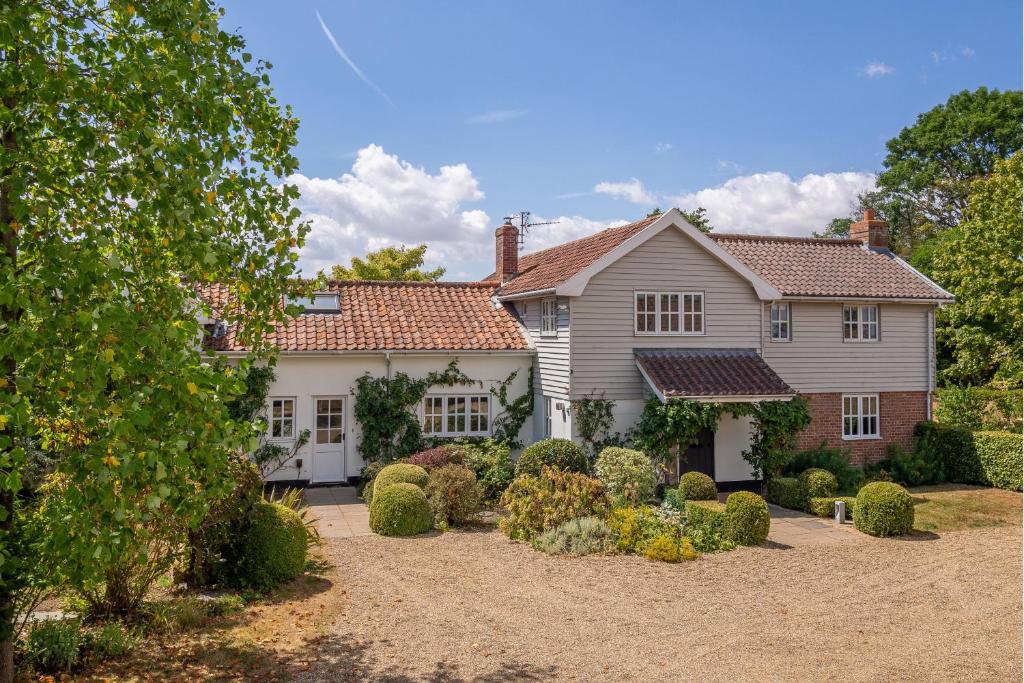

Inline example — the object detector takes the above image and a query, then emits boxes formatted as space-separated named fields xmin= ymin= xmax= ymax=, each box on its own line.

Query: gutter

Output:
xmin=496 ymin=288 xmax=557 ymax=302
xmin=778 ymin=295 xmax=953 ymax=305
xmin=216 ymin=349 xmax=537 ymax=358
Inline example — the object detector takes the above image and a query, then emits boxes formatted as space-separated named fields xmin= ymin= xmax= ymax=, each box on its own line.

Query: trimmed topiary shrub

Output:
xmin=373 ymin=463 xmax=430 ymax=497
xmin=369 ymin=482 xmax=434 ymax=536
xmin=973 ymin=431 xmax=1023 ymax=491
xmin=798 ymin=468 xmax=838 ymax=502
xmin=500 ymin=466 xmax=611 ymax=541
xmin=766 ymin=476 xmax=803 ymax=510
xmin=408 ymin=445 xmax=464 ymax=470
xmin=424 ymin=464 xmax=482 ymax=527
xmin=515 ymin=438 xmax=590 ymax=477
xmin=532 ymin=516 xmax=617 ymax=556
xmin=594 ymin=447 xmax=658 ymax=505
xmin=854 ymin=482 xmax=914 ymax=537
xmin=236 ymin=501 xmax=308 ymax=590
xmin=807 ymin=496 xmax=857 ymax=520
xmin=724 ymin=492 xmax=770 ymax=546
xmin=679 ymin=471 xmax=717 ymax=501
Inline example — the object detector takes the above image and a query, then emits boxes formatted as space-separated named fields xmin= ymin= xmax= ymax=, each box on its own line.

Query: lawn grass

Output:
xmin=910 ymin=484 xmax=1022 ymax=532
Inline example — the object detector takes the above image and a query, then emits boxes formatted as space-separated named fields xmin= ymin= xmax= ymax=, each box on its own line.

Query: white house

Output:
xmin=201 ymin=208 xmax=952 ymax=489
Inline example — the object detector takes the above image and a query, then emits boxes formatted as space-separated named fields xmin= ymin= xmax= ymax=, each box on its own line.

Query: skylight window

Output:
xmin=285 ymin=293 xmax=340 ymax=312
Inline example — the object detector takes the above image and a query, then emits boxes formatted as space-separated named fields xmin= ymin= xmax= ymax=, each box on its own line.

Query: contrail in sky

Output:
xmin=315 ymin=10 xmax=395 ymax=107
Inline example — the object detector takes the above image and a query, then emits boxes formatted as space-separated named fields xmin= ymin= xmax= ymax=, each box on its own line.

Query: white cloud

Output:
xmin=668 ymin=171 xmax=877 ymax=236
xmin=861 ymin=61 xmax=895 ymax=78
xmin=594 ymin=178 xmax=657 ymax=205
xmin=931 ymin=46 xmax=975 ymax=64
xmin=467 ymin=109 xmax=528 ymax=124
xmin=519 ymin=215 xmax=631 ymax=253
xmin=717 ymin=159 xmax=743 ymax=174
xmin=654 ymin=142 xmax=672 ymax=154
xmin=288 ymin=144 xmax=490 ymax=274
xmin=960 ymin=46 xmax=975 ymax=58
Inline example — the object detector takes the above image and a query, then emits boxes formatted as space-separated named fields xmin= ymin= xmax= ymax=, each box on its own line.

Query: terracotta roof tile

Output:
xmin=197 ymin=281 xmax=531 ymax=353
xmin=494 ymin=214 xmax=950 ymax=301
xmin=635 ymin=348 xmax=795 ymax=399
xmin=494 ymin=215 xmax=658 ymax=296
xmin=710 ymin=234 xmax=951 ymax=300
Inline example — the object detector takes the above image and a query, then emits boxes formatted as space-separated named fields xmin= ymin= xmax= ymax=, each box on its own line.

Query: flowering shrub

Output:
xmin=639 ymin=534 xmax=697 ymax=563
xmin=499 ymin=466 xmax=611 ymax=541
xmin=594 ymin=447 xmax=658 ymax=505
xmin=408 ymin=445 xmax=464 ymax=470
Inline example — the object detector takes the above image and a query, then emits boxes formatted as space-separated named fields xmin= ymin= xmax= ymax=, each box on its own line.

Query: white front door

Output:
xmin=311 ymin=397 xmax=345 ymax=483
xmin=548 ymin=397 xmax=572 ymax=440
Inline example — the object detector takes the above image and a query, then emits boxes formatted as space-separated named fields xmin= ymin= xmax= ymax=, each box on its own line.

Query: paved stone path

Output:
xmin=767 ymin=503 xmax=858 ymax=546
xmin=305 ymin=486 xmax=371 ymax=539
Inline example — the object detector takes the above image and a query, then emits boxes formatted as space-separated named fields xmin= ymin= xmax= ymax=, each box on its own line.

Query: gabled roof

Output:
xmin=198 ymin=281 xmax=531 ymax=353
xmin=710 ymin=234 xmax=953 ymax=300
xmin=634 ymin=348 xmax=795 ymax=402
xmin=495 ymin=209 xmax=952 ymax=302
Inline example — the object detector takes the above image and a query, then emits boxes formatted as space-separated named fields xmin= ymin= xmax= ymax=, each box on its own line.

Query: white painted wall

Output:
xmin=259 ymin=352 xmax=534 ymax=482
xmin=714 ymin=413 xmax=756 ymax=482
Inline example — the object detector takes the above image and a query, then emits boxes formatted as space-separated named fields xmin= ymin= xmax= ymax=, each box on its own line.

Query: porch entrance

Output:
xmin=677 ymin=428 xmax=715 ymax=481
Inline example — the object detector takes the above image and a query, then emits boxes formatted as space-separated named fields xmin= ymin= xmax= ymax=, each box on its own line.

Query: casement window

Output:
xmin=842 ymin=394 xmax=879 ymax=439
xmin=540 ymin=298 xmax=558 ymax=335
xmin=543 ymin=397 xmax=552 ymax=438
xmin=770 ymin=302 xmax=791 ymax=341
xmin=422 ymin=395 xmax=490 ymax=437
xmin=284 ymin=293 xmax=340 ymax=312
xmin=269 ymin=398 xmax=295 ymax=439
xmin=843 ymin=304 xmax=879 ymax=341
xmin=635 ymin=292 xmax=703 ymax=335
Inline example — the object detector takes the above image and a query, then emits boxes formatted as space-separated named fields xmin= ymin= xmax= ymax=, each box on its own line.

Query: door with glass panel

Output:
xmin=311 ymin=397 xmax=345 ymax=483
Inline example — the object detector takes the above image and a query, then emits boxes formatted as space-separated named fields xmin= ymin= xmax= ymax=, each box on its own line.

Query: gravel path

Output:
xmin=301 ymin=527 xmax=1022 ymax=682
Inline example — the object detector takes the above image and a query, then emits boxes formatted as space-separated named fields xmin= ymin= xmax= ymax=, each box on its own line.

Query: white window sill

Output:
xmin=842 ymin=338 xmax=879 ymax=343
xmin=841 ymin=435 xmax=881 ymax=441
xmin=634 ymin=332 xmax=705 ymax=337
xmin=770 ymin=338 xmax=792 ymax=343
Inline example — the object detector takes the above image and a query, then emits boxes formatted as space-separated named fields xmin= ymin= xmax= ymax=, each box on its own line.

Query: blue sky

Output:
xmin=219 ymin=0 xmax=1023 ymax=278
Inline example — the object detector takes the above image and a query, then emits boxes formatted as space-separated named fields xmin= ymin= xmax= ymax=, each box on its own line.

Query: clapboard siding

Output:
xmin=518 ymin=297 xmax=571 ymax=397
xmin=570 ymin=228 xmax=761 ymax=400
xmin=761 ymin=301 xmax=932 ymax=393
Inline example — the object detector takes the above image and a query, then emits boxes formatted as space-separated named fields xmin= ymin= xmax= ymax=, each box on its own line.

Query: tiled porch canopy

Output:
xmin=634 ymin=348 xmax=796 ymax=403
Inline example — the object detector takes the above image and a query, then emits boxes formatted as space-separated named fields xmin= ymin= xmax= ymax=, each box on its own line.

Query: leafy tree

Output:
xmin=679 ymin=207 xmax=713 ymax=233
xmin=931 ymin=152 xmax=1023 ymax=387
xmin=812 ymin=217 xmax=852 ymax=239
xmin=868 ymin=87 xmax=1022 ymax=252
xmin=1 ymin=1 xmax=306 ymax=675
xmin=330 ymin=243 xmax=445 ymax=281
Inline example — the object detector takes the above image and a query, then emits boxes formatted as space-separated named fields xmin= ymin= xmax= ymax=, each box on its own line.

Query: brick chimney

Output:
xmin=495 ymin=220 xmax=519 ymax=282
xmin=850 ymin=209 xmax=889 ymax=249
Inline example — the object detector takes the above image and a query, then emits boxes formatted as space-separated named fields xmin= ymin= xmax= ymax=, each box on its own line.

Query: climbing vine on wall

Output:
xmin=632 ymin=398 xmax=725 ymax=463
xmin=353 ymin=360 xmax=477 ymax=463
xmin=354 ymin=361 xmax=534 ymax=463
xmin=489 ymin=368 xmax=535 ymax=448
xmin=570 ymin=393 xmax=619 ymax=456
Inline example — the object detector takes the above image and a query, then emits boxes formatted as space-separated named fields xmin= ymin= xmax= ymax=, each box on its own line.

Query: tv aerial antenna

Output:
xmin=504 ymin=210 xmax=559 ymax=249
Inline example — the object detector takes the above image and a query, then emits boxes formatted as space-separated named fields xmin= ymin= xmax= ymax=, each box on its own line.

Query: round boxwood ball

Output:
xmin=515 ymin=438 xmax=590 ymax=477
xmin=798 ymin=468 xmax=838 ymax=500
xmin=237 ymin=501 xmax=308 ymax=590
xmin=854 ymin=481 xmax=914 ymax=537
xmin=373 ymin=463 xmax=430 ymax=496
xmin=679 ymin=471 xmax=718 ymax=501
xmin=724 ymin=491 xmax=770 ymax=546
xmin=369 ymin=482 xmax=434 ymax=536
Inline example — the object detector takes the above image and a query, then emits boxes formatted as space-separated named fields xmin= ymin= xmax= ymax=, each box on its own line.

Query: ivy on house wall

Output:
xmin=353 ymin=361 xmax=534 ymax=463
xmin=570 ymin=393 xmax=621 ymax=456
xmin=630 ymin=396 xmax=811 ymax=491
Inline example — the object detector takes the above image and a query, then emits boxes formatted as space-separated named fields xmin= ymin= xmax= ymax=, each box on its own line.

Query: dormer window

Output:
xmin=285 ymin=293 xmax=340 ymax=313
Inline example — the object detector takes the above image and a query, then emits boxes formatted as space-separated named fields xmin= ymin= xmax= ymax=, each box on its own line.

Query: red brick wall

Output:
xmin=795 ymin=391 xmax=928 ymax=466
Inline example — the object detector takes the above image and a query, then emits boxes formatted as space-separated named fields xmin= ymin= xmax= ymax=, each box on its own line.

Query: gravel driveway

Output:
xmin=299 ymin=526 xmax=1021 ymax=682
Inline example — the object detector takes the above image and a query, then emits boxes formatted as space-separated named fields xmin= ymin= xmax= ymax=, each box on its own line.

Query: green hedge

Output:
xmin=515 ymin=438 xmax=590 ymax=477
xmin=766 ymin=477 xmax=803 ymax=509
xmin=807 ymin=496 xmax=856 ymax=520
xmin=724 ymin=492 xmax=770 ymax=546
xmin=913 ymin=422 xmax=1023 ymax=491
xmin=934 ymin=387 xmax=1022 ymax=431
xmin=854 ymin=482 xmax=914 ymax=537
xmin=369 ymin=482 xmax=434 ymax=536
xmin=236 ymin=502 xmax=308 ymax=590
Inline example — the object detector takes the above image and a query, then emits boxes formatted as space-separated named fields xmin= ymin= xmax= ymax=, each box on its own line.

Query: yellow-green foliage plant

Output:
xmin=499 ymin=466 xmax=611 ymax=541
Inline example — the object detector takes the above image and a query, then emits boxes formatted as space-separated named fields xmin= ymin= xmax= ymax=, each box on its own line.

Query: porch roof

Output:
xmin=634 ymin=348 xmax=796 ymax=402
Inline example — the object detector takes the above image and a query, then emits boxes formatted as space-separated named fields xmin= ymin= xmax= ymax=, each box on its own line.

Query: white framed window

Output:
xmin=543 ymin=397 xmax=552 ymax=438
xmin=843 ymin=304 xmax=879 ymax=341
xmin=842 ymin=394 xmax=879 ymax=439
xmin=422 ymin=394 xmax=490 ymax=437
xmin=285 ymin=293 xmax=340 ymax=312
xmin=269 ymin=397 xmax=295 ymax=439
xmin=540 ymin=298 xmax=558 ymax=336
xmin=635 ymin=291 xmax=703 ymax=335
xmin=770 ymin=302 xmax=791 ymax=341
